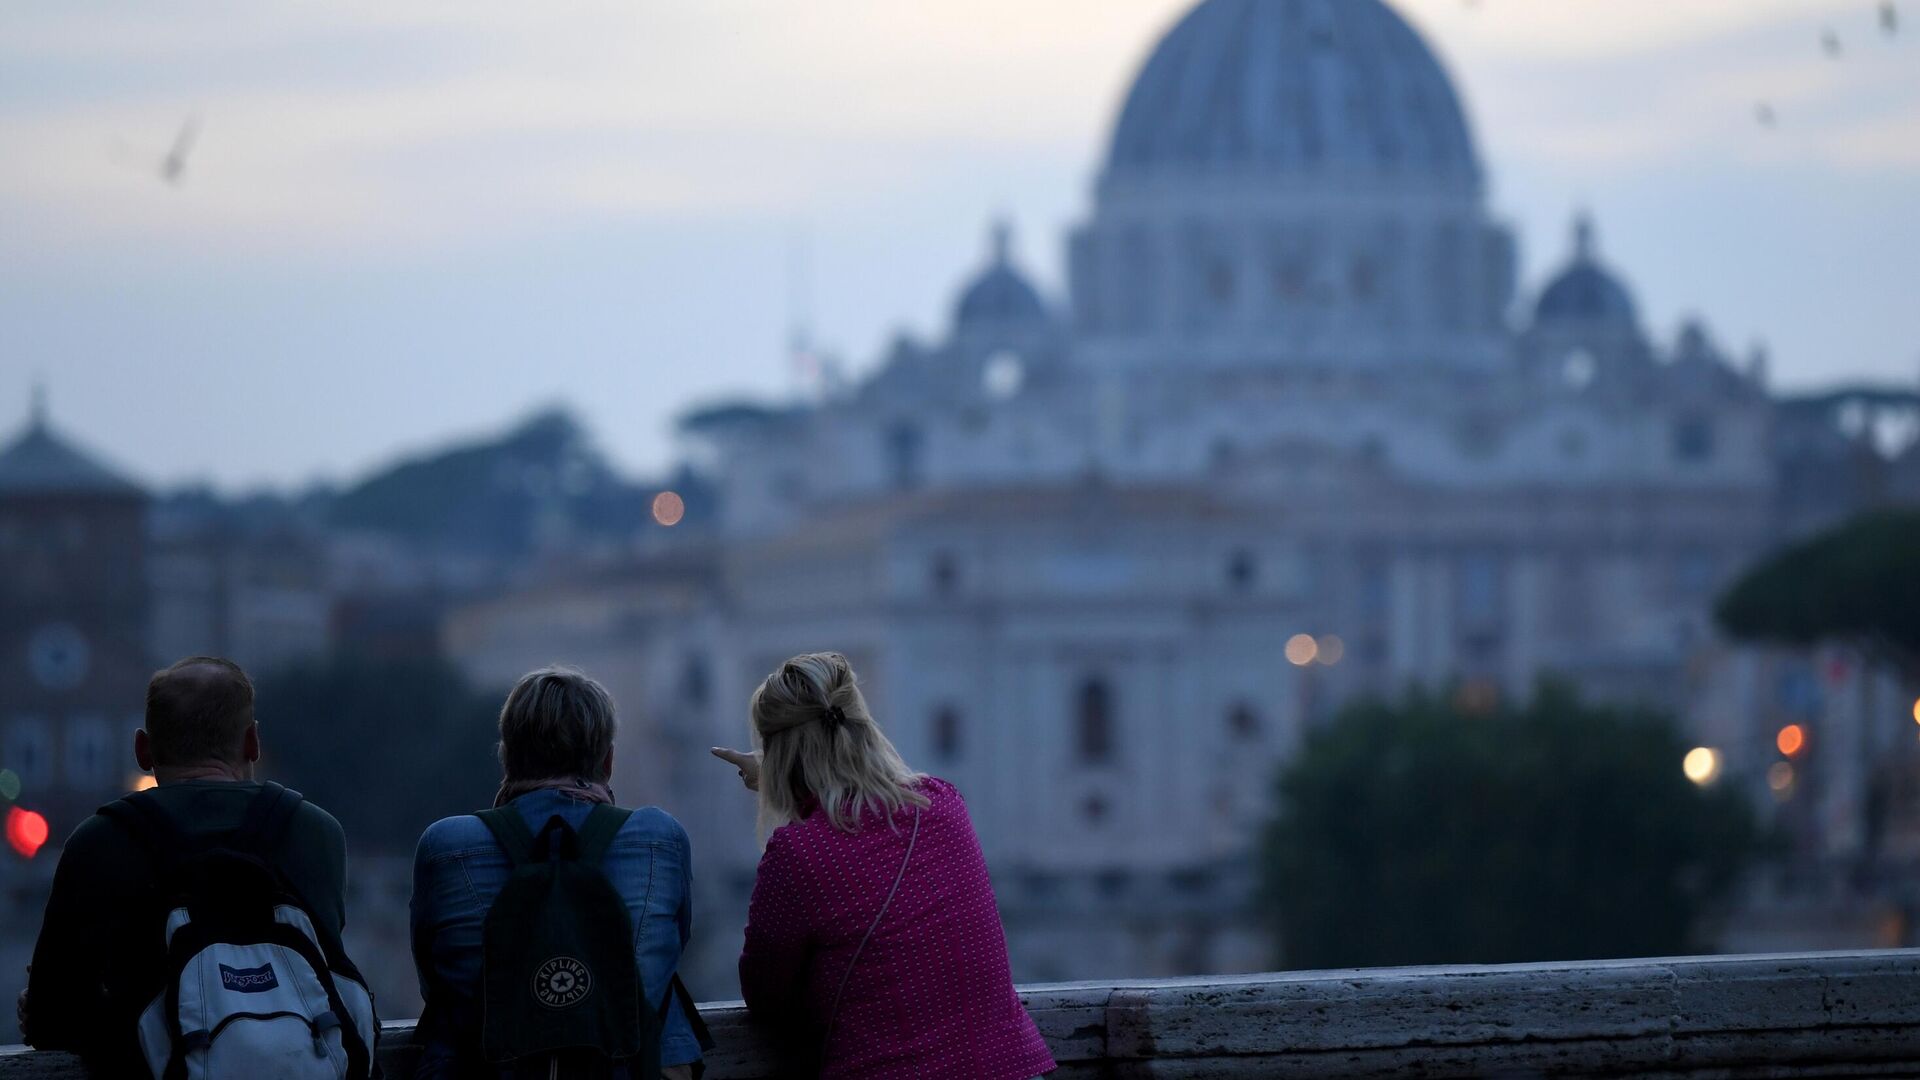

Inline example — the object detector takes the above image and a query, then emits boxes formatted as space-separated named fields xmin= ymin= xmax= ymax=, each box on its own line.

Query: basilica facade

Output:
xmin=447 ymin=0 xmax=1822 ymax=981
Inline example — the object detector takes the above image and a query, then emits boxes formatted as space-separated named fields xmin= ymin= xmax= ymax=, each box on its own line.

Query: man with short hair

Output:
xmin=18 ymin=656 xmax=352 ymax=1075
xmin=410 ymin=665 xmax=704 ymax=1079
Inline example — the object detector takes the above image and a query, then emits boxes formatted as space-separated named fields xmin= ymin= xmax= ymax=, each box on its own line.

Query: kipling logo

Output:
xmin=533 ymin=956 xmax=592 ymax=1008
xmin=218 ymin=963 xmax=280 ymax=993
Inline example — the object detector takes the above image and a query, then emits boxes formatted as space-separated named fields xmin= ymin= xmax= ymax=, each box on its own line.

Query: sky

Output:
xmin=2 ymin=0 xmax=1916 ymax=491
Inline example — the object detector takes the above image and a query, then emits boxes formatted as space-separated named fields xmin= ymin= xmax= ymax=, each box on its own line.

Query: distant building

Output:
xmin=0 ymin=391 xmax=150 ymax=835
xmin=442 ymin=0 xmax=1879 ymax=981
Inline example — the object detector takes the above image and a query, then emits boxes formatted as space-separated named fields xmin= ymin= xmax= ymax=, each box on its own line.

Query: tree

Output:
xmin=1715 ymin=508 xmax=1920 ymax=678
xmin=1259 ymin=683 xmax=1756 ymax=970
xmin=254 ymin=656 xmax=503 ymax=854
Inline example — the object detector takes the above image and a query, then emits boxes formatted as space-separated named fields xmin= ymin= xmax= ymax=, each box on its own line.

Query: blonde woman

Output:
xmin=711 ymin=652 xmax=1055 ymax=1079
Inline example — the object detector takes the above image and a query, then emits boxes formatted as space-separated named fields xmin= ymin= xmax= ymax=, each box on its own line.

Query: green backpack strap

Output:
xmin=474 ymin=807 xmax=537 ymax=868
xmin=574 ymin=805 xmax=633 ymax=868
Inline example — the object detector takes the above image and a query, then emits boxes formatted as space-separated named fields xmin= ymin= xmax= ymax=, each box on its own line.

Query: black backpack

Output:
xmin=98 ymin=782 xmax=379 ymax=1080
xmin=474 ymin=805 xmax=710 ymax=1080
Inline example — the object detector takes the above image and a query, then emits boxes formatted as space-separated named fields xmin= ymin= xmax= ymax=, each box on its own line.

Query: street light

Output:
xmin=6 ymin=806 xmax=49 ymax=859
xmin=1285 ymin=634 xmax=1318 ymax=666
xmin=1683 ymin=747 xmax=1722 ymax=786
xmin=1776 ymin=724 xmax=1807 ymax=757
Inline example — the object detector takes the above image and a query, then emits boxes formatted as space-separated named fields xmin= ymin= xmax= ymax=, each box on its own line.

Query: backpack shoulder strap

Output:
xmin=474 ymin=806 xmax=536 ymax=867
xmin=238 ymin=781 xmax=304 ymax=855
xmin=97 ymin=792 xmax=181 ymax=869
xmin=660 ymin=973 xmax=716 ymax=1053
xmin=574 ymin=805 xmax=633 ymax=868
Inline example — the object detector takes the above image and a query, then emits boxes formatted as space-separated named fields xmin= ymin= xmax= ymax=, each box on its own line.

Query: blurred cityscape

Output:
xmin=5 ymin=0 xmax=1920 ymax=1039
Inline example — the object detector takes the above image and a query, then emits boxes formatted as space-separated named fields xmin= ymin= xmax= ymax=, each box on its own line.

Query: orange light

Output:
xmin=1912 ymin=697 xmax=1920 ymax=725
xmin=651 ymin=491 xmax=686 ymax=527
xmin=1776 ymin=724 xmax=1806 ymax=758
xmin=131 ymin=774 xmax=157 ymax=792
xmin=6 ymin=806 xmax=49 ymax=858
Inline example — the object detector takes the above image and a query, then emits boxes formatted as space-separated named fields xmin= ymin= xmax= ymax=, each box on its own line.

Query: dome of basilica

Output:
xmin=1535 ymin=216 xmax=1639 ymax=328
xmin=1105 ymin=0 xmax=1481 ymax=185
xmin=954 ymin=222 xmax=1048 ymax=334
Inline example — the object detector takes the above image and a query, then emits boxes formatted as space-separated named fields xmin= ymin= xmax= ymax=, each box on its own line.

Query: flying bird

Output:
xmin=1882 ymin=2 xmax=1900 ymax=36
xmin=1821 ymin=28 xmax=1844 ymax=56
xmin=160 ymin=114 xmax=199 ymax=185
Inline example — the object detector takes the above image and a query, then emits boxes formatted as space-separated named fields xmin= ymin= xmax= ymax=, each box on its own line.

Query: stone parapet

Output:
xmin=5 ymin=950 xmax=1918 ymax=1077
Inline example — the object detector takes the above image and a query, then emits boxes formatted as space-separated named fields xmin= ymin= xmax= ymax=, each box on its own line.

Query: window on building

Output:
xmin=1359 ymin=634 xmax=1388 ymax=665
xmin=932 ymin=705 xmax=962 ymax=762
xmin=929 ymin=551 xmax=961 ymax=597
xmin=5 ymin=716 xmax=51 ymax=786
xmin=680 ymin=653 xmax=710 ymax=709
xmin=1225 ymin=549 xmax=1257 ymax=593
xmin=1359 ymin=560 xmax=1391 ymax=620
xmin=884 ymin=422 xmax=924 ymax=491
xmin=1228 ymin=702 xmax=1261 ymax=741
xmin=1349 ymin=255 xmax=1379 ymax=303
xmin=1076 ymin=678 xmax=1115 ymax=764
xmin=1457 ymin=552 xmax=1503 ymax=626
xmin=1673 ymin=414 xmax=1716 ymax=463
xmin=1551 ymin=557 xmax=1593 ymax=639
xmin=1674 ymin=548 xmax=1719 ymax=597
xmin=64 ymin=715 xmax=110 ymax=788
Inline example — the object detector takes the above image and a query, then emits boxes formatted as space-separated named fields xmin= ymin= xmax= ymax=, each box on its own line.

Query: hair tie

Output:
xmin=824 ymin=705 xmax=847 ymax=729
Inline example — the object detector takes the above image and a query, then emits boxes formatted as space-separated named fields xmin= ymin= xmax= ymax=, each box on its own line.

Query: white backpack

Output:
xmin=101 ymin=783 xmax=378 ymax=1080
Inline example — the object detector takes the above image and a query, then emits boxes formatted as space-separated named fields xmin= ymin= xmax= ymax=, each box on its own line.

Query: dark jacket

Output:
xmin=23 ymin=779 xmax=349 ymax=1076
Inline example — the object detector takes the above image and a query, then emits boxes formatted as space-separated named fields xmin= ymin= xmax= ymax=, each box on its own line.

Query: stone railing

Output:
xmin=5 ymin=949 xmax=1920 ymax=1077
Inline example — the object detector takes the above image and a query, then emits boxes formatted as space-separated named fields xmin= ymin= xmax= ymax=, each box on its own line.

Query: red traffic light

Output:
xmin=6 ymin=806 xmax=49 ymax=858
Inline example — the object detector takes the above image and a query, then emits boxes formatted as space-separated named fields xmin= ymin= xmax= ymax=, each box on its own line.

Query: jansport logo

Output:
xmin=218 ymin=963 xmax=280 ymax=993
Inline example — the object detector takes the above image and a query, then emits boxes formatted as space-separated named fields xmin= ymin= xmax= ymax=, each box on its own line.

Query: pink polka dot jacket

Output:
xmin=740 ymin=776 xmax=1057 ymax=1079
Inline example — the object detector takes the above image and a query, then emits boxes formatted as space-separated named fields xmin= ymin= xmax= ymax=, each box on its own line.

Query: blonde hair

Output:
xmin=750 ymin=652 xmax=928 ymax=836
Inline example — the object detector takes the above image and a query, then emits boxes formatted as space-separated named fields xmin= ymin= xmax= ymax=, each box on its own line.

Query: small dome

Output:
xmin=954 ymin=222 xmax=1047 ymax=334
xmin=1535 ymin=215 xmax=1638 ymax=327
xmin=1105 ymin=0 xmax=1480 ymax=184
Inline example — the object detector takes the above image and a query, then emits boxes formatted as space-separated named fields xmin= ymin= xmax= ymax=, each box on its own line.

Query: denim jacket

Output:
xmin=409 ymin=790 xmax=701 ymax=1076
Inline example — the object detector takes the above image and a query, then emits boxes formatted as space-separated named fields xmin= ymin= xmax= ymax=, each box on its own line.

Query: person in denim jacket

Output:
xmin=409 ymin=665 xmax=702 ymax=1079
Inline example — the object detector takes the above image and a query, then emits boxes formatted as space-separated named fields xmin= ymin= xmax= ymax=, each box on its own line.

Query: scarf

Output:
xmin=493 ymin=775 xmax=616 ymax=808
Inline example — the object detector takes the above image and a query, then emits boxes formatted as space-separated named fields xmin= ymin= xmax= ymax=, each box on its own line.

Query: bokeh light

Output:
xmin=6 ymin=806 xmax=49 ymax=858
xmin=651 ymin=490 xmax=686 ymax=527
xmin=1767 ymin=761 xmax=1795 ymax=798
xmin=0 ymin=768 xmax=19 ymax=801
xmin=131 ymin=774 xmax=158 ymax=792
xmin=1682 ymin=747 xmax=1721 ymax=786
xmin=1315 ymin=634 xmax=1345 ymax=666
xmin=1284 ymin=634 xmax=1318 ymax=666
xmin=1775 ymin=724 xmax=1806 ymax=758
xmin=1912 ymin=697 xmax=1920 ymax=725
xmin=1453 ymin=679 xmax=1501 ymax=717
xmin=983 ymin=350 xmax=1026 ymax=399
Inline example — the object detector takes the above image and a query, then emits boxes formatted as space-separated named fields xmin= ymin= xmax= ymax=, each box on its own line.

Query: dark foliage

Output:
xmin=1715 ymin=508 xmax=1920 ymax=676
xmin=325 ymin=409 xmax=657 ymax=558
xmin=255 ymin=656 xmax=503 ymax=854
xmin=1259 ymin=683 xmax=1756 ymax=970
